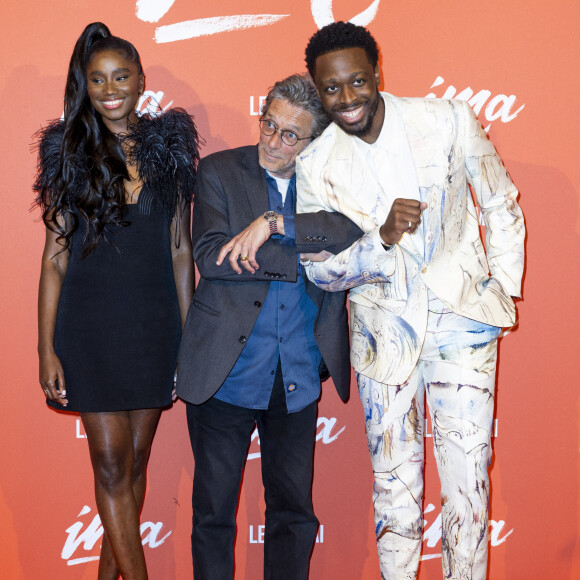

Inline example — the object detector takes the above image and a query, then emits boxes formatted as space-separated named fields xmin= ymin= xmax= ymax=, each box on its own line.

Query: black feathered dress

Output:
xmin=35 ymin=109 xmax=199 ymax=412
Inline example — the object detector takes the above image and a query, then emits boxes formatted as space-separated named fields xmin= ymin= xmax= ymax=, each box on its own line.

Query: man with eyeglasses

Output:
xmin=176 ymin=74 xmax=362 ymax=580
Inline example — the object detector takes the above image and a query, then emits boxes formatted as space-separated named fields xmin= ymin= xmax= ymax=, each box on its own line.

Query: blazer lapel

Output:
xmin=327 ymin=129 xmax=387 ymax=233
xmin=240 ymin=145 xmax=269 ymax=217
xmin=391 ymin=95 xmax=449 ymax=264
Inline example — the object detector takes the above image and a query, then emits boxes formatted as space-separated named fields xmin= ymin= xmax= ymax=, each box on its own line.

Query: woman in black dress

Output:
xmin=35 ymin=22 xmax=199 ymax=579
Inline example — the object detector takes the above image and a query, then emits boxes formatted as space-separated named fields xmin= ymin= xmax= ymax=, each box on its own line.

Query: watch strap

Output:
xmin=263 ymin=211 xmax=278 ymax=235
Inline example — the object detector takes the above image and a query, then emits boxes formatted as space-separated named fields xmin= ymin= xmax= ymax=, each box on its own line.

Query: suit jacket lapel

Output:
xmin=241 ymin=146 xmax=269 ymax=217
xmin=329 ymin=98 xmax=434 ymax=263
xmin=329 ymin=129 xmax=387 ymax=233
xmin=391 ymin=95 xmax=449 ymax=264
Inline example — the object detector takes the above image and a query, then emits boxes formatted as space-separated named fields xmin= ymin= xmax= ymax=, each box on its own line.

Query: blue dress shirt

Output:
xmin=214 ymin=172 xmax=322 ymax=413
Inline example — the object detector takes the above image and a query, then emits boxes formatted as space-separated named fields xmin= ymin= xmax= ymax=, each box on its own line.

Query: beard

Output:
xmin=332 ymin=90 xmax=381 ymax=138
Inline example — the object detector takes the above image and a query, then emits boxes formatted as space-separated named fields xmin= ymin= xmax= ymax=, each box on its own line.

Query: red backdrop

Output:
xmin=1 ymin=1 xmax=579 ymax=578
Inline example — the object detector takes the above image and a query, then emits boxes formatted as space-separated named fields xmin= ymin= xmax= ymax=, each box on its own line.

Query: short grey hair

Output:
xmin=261 ymin=73 xmax=330 ymax=139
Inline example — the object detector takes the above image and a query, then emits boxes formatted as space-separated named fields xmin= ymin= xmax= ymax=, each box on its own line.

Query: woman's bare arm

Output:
xmin=170 ymin=203 xmax=194 ymax=328
xmin=38 ymin=223 xmax=69 ymax=405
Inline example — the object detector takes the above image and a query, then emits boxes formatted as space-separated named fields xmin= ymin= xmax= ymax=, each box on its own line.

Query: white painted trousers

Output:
xmin=357 ymin=309 xmax=501 ymax=580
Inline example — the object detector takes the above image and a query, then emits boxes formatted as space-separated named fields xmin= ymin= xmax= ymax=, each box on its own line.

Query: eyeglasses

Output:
xmin=259 ymin=119 xmax=312 ymax=147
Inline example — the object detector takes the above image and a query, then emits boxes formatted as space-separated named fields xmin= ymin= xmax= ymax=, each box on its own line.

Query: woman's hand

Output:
xmin=39 ymin=350 xmax=68 ymax=406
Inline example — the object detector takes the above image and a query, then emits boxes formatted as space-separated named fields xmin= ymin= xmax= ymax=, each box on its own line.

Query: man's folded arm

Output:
xmin=304 ymin=227 xmax=397 ymax=292
xmin=295 ymin=150 xmax=396 ymax=291
xmin=293 ymin=211 xmax=364 ymax=254
xmin=193 ymin=158 xmax=298 ymax=283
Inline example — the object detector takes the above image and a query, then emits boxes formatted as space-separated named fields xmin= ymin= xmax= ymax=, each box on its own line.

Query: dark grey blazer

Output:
xmin=176 ymin=145 xmax=363 ymax=405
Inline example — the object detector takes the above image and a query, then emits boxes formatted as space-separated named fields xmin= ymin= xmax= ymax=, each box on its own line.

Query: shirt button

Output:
xmin=279 ymin=337 xmax=283 ymax=343
xmin=280 ymin=304 xmax=285 ymax=310
xmin=288 ymin=383 xmax=296 ymax=392
xmin=271 ymin=370 xmax=275 ymax=375
xmin=254 ymin=301 xmax=262 ymax=308
xmin=239 ymin=336 xmax=247 ymax=344
xmin=277 ymin=206 xmax=282 ymax=211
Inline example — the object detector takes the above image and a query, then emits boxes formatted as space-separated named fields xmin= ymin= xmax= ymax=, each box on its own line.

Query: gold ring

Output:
xmin=240 ymin=256 xmax=249 ymax=261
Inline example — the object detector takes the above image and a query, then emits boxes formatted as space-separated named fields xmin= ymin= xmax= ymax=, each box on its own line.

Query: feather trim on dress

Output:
xmin=33 ymin=108 xmax=201 ymax=220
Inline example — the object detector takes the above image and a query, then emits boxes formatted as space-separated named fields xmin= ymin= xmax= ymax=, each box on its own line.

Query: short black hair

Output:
xmin=305 ymin=21 xmax=379 ymax=78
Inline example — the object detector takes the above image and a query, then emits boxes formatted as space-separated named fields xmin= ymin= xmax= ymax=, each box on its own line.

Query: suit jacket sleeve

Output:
xmin=193 ymin=152 xmax=364 ymax=283
xmin=193 ymin=154 xmax=298 ymax=282
xmin=293 ymin=211 xmax=364 ymax=254
xmin=462 ymin=100 xmax=525 ymax=298
xmin=296 ymin=148 xmax=397 ymax=291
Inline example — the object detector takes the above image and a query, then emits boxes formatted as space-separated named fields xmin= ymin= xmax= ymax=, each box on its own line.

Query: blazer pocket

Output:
xmin=191 ymin=298 xmax=220 ymax=316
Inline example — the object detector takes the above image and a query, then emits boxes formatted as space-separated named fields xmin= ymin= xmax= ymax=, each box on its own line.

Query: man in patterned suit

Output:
xmin=296 ymin=22 xmax=525 ymax=580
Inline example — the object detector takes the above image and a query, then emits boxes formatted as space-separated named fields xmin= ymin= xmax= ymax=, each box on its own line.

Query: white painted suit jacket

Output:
xmin=296 ymin=93 xmax=525 ymax=385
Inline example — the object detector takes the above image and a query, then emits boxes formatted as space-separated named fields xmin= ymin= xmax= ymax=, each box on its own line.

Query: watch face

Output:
xmin=263 ymin=211 xmax=278 ymax=221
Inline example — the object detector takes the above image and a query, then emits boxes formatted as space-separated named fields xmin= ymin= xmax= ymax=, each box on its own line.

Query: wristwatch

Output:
xmin=263 ymin=211 xmax=278 ymax=235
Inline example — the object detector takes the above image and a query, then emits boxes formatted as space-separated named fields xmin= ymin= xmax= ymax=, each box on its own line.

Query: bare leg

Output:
xmin=81 ymin=408 xmax=162 ymax=580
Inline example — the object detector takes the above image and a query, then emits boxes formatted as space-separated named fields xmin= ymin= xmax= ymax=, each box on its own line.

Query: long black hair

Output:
xmin=35 ymin=22 xmax=145 ymax=255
